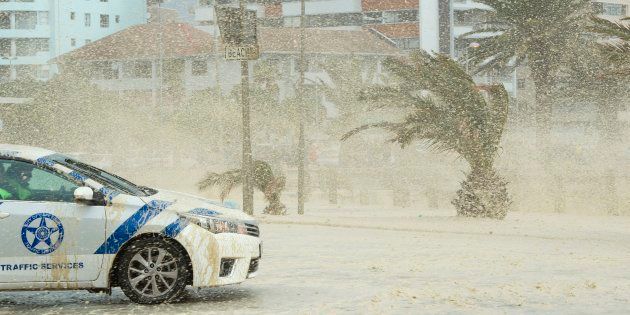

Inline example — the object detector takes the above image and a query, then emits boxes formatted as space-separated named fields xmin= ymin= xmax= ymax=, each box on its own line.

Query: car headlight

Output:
xmin=184 ymin=215 xmax=248 ymax=235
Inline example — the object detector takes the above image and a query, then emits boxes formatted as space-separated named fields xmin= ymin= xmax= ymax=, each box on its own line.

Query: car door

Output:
xmin=0 ymin=159 xmax=106 ymax=283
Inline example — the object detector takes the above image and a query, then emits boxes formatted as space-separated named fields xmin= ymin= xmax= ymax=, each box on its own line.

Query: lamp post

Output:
xmin=297 ymin=0 xmax=306 ymax=215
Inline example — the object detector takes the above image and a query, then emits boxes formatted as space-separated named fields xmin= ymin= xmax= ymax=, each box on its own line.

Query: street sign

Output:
xmin=225 ymin=45 xmax=260 ymax=61
xmin=216 ymin=5 xmax=259 ymax=60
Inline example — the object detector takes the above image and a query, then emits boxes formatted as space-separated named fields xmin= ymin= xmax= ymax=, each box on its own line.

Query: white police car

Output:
xmin=0 ymin=144 xmax=261 ymax=304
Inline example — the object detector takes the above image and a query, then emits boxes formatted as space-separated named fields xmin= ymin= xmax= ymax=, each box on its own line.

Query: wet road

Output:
xmin=0 ymin=217 xmax=629 ymax=314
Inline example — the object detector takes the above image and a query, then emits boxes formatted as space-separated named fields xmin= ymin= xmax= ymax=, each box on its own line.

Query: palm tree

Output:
xmin=343 ymin=52 xmax=510 ymax=219
xmin=198 ymin=160 xmax=287 ymax=215
xmin=464 ymin=0 xmax=591 ymax=140
xmin=589 ymin=16 xmax=630 ymax=77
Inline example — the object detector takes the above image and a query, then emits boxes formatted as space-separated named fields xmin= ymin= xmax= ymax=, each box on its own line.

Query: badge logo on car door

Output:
xmin=21 ymin=213 xmax=65 ymax=255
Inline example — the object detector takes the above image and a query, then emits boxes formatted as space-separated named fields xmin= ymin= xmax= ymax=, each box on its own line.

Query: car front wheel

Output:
xmin=117 ymin=237 xmax=190 ymax=304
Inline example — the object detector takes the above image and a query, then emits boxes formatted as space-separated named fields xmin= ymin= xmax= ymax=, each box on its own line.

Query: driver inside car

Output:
xmin=0 ymin=164 xmax=33 ymax=201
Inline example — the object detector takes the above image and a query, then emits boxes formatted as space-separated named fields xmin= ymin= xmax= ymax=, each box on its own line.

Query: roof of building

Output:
xmin=54 ymin=23 xmax=399 ymax=63
xmin=258 ymin=27 xmax=400 ymax=56
xmin=54 ymin=23 xmax=215 ymax=63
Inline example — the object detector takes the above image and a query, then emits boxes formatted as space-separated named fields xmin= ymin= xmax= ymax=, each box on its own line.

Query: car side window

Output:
xmin=0 ymin=159 xmax=79 ymax=203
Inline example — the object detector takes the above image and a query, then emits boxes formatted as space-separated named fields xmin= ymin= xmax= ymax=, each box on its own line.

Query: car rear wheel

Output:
xmin=117 ymin=237 xmax=190 ymax=304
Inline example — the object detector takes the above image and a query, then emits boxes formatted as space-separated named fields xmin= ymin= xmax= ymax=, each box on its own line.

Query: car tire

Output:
xmin=117 ymin=237 xmax=190 ymax=304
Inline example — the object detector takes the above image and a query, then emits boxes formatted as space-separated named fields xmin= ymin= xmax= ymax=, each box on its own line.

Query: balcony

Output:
xmin=0 ymin=52 xmax=50 ymax=65
xmin=0 ymin=24 xmax=50 ymax=38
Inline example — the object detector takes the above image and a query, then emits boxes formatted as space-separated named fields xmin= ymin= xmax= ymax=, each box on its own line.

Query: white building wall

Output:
xmin=420 ymin=0 xmax=440 ymax=54
xmin=282 ymin=0 xmax=361 ymax=16
xmin=0 ymin=0 xmax=147 ymax=81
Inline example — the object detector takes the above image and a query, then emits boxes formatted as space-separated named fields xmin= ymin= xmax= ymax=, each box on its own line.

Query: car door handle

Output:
xmin=0 ymin=212 xmax=10 ymax=219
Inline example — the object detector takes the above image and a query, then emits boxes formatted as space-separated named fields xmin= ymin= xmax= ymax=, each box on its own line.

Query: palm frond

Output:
xmin=197 ymin=169 xmax=242 ymax=201
xmin=341 ymin=122 xmax=402 ymax=141
xmin=465 ymin=0 xmax=591 ymax=78
xmin=343 ymin=51 xmax=511 ymax=171
xmin=590 ymin=16 xmax=630 ymax=41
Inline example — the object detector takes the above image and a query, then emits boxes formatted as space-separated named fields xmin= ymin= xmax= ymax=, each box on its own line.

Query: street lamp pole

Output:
xmin=297 ymin=0 xmax=306 ymax=215
xmin=240 ymin=0 xmax=254 ymax=215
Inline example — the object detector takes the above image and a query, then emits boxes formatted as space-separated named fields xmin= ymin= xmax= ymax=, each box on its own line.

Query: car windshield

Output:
xmin=47 ymin=154 xmax=157 ymax=197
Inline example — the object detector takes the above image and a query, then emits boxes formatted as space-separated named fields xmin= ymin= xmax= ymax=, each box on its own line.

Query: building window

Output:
xmin=364 ymin=12 xmax=382 ymax=23
xmin=15 ymin=11 xmax=37 ymax=29
xmin=284 ymin=13 xmax=363 ymax=28
xmin=15 ymin=65 xmax=36 ymax=80
xmin=602 ymin=3 xmax=625 ymax=16
xmin=131 ymin=60 xmax=153 ymax=79
xmin=0 ymin=13 xmax=10 ymax=30
xmin=115 ymin=15 xmax=120 ymax=23
xmin=517 ymin=79 xmax=526 ymax=89
xmin=395 ymin=38 xmax=420 ymax=50
xmin=365 ymin=10 xmax=419 ymax=24
xmin=192 ymin=60 xmax=208 ymax=76
xmin=70 ymin=12 xmax=76 ymax=20
xmin=0 ymin=39 xmax=11 ymax=56
xmin=100 ymin=14 xmax=109 ymax=27
xmin=85 ymin=13 xmax=91 ymax=27
xmin=15 ymin=38 xmax=48 ymax=56
xmin=0 ymin=65 xmax=10 ymax=80
xmin=37 ymin=12 xmax=48 ymax=25
xmin=70 ymin=38 xmax=76 ymax=47
xmin=92 ymin=61 xmax=118 ymax=80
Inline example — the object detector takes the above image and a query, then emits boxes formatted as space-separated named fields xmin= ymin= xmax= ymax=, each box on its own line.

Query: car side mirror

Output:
xmin=74 ymin=186 xmax=94 ymax=202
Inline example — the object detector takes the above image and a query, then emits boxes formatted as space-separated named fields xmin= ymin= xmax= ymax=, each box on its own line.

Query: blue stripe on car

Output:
xmin=94 ymin=200 xmax=173 ymax=254
xmin=189 ymin=208 xmax=221 ymax=217
xmin=69 ymin=171 xmax=87 ymax=182
xmin=98 ymin=186 xmax=120 ymax=202
xmin=162 ymin=217 xmax=189 ymax=238
xmin=35 ymin=157 xmax=55 ymax=167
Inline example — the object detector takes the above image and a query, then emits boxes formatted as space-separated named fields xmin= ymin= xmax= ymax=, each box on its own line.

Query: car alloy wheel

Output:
xmin=117 ymin=237 xmax=190 ymax=304
xmin=128 ymin=247 xmax=179 ymax=297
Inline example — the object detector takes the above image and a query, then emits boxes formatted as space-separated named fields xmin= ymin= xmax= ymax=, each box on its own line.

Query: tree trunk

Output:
xmin=262 ymin=177 xmax=287 ymax=215
xmin=452 ymin=166 xmax=510 ymax=219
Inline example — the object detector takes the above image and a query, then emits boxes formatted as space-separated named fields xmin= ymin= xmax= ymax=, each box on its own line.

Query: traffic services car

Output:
xmin=0 ymin=144 xmax=261 ymax=304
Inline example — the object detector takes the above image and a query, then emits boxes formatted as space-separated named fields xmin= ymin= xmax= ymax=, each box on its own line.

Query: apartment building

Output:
xmin=592 ymin=0 xmax=629 ymax=20
xmin=362 ymin=0 xmax=419 ymax=50
xmin=0 ymin=0 xmax=146 ymax=81
xmin=194 ymin=0 xmax=419 ymax=50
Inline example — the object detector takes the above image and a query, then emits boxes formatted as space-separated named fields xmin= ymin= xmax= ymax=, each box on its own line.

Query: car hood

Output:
xmin=141 ymin=189 xmax=254 ymax=222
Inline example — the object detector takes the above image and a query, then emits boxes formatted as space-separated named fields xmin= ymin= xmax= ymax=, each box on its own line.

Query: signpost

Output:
xmin=224 ymin=45 xmax=260 ymax=60
xmin=216 ymin=3 xmax=259 ymax=215
xmin=216 ymin=6 xmax=259 ymax=61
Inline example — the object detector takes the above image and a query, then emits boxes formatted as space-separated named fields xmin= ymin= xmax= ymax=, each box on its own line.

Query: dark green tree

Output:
xmin=343 ymin=52 xmax=510 ymax=219
xmin=589 ymin=16 xmax=630 ymax=77
xmin=465 ymin=0 xmax=592 ymax=140
xmin=198 ymin=160 xmax=287 ymax=215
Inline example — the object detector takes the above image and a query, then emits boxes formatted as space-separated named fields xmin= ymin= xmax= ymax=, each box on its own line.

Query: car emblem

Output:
xmin=21 ymin=213 xmax=65 ymax=255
